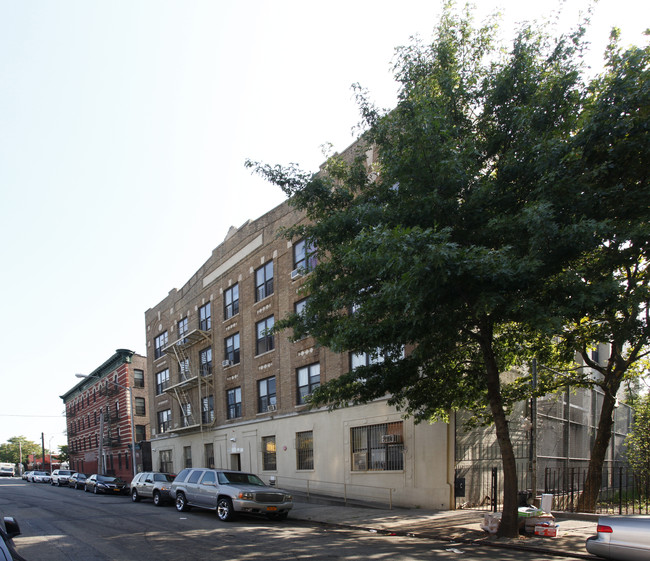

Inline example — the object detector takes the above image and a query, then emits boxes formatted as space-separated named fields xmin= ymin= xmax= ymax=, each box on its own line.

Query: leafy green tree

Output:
xmin=57 ymin=444 xmax=69 ymax=464
xmin=625 ymin=394 xmax=650 ymax=486
xmin=0 ymin=436 xmax=42 ymax=465
xmin=249 ymin=3 xmax=602 ymax=536
xmin=547 ymin=32 xmax=650 ymax=512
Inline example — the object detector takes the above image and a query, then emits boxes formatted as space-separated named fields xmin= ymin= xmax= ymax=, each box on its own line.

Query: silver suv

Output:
xmin=171 ymin=468 xmax=292 ymax=521
xmin=130 ymin=472 xmax=175 ymax=506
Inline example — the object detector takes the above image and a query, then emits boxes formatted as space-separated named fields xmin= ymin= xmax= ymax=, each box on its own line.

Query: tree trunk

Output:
xmin=480 ymin=333 xmax=519 ymax=538
xmin=578 ymin=383 xmax=618 ymax=512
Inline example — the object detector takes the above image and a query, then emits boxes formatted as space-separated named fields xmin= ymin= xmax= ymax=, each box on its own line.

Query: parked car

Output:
xmin=84 ymin=474 xmax=128 ymax=495
xmin=130 ymin=472 xmax=175 ymax=506
xmin=0 ymin=465 xmax=15 ymax=478
xmin=50 ymin=469 xmax=76 ymax=486
xmin=68 ymin=473 xmax=87 ymax=490
xmin=171 ymin=468 xmax=292 ymax=521
xmin=586 ymin=515 xmax=650 ymax=561
xmin=22 ymin=472 xmax=33 ymax=482
xmin=0 ymin=516 xmax=26 ymax=561
xmin=31 ymin=471 xmax=50 ymax=484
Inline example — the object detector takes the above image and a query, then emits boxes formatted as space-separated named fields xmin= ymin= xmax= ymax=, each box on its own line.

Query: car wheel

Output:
xmin=153 ymin=491 xmax=162 ymax=506
xmin=217 ymin=497 xmax=235 ymax=522
xmin=93 ymin=486 xmax=98 ymax=494
xmin=175 ymin=492 xmax=190 ymax=512
xmin=132 ymin=489 xmax=140 ymax=502
xmin=84 ymin=485 xmax=89 ymax=492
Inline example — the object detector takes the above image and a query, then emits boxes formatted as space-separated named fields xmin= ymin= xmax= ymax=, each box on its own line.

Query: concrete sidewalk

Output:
xmin=290 ymin=501 xmax=598 ymax=559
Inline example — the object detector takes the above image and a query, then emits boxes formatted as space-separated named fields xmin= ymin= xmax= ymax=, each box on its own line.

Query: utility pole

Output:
xmin=41 ymin=433 xmax=45 ymax=470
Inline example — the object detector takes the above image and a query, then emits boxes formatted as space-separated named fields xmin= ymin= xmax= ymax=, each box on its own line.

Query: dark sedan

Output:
xmin=84 ymin=474 xmax=128 ymax=495
xmin=68 ymin=473 xmax=88 ymax=490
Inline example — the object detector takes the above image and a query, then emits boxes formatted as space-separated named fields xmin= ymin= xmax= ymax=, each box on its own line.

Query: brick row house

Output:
xmin=144 ymin=189 xmax=454 ymax=508
xmin=60 ymin=349 xmax=150 ymax=482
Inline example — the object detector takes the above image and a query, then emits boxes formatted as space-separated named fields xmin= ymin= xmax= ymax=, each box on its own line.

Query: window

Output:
xmin=133 ymin=369 xmax=144 ymax=388
xmin=296 ymin=430 xmax=314 ymax=470
xmin=180 ymin=403 xmax=193 ymax=427
xmin=351 ymin=422 xmax=404 ymax=471
xmin=262 ymin=436 xmax=277 ymax=471
xmin=199 ymin=302 xmax=211 ymax=331
xmin=135 ymin=425 xmax=146 ymax=442
xmin=157 ymin=409 xmax=171 ymax=433
xmin=256 ymin=316 xmax=275 ymax=355
xmin=199 ymin=347 xmax=212 ymax=376
xmin=159 ymin=449 xmax=173 ymax=473
xmin=154 ymin=331 xmax=168 ymax=359
xmin=179 ymin=357 xmax=190 ymax=380
xmin=295 ymin=298 xmax=308 ymax=316
xmin=204 ymin=443 xmax=214 ymax=469
xmin=183 ymin=446 xmax=192 ymax=468
xmin=156 ymin=369 xmax=170 ymax=395
xmin=293 ymin=239 xmax=317 ymax=274
xmin=224 ymin=284 xmax=239 ymax=320
xmin=202 ymin=395 xmax=214 ymax=424
xmin=224 ymin=333 xmax=240 ymax=365
xmin=255 ymin=261 xmax=274 ymax=302
xmin=227 ymin=387 xmax=242 ymax=419
xmin=297 ymin=363 xmax=320 ymax=404
xmin=350 ymin=351 xmax=385 ymax=369
xmin=178 ymin=317 xmax=189 ymax=343
xmin=135 ymin=397 xmax=146 ymax=416
xmin=258 ymin=376 xmax=276 ymax=413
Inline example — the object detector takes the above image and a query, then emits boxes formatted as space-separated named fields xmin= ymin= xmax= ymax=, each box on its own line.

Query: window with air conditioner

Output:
xmin=351 ymin=421 xmax=404 ymax=471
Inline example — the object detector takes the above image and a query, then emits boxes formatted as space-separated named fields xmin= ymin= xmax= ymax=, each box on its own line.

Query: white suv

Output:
xmin=50 ymin=469 xmax=76 ymax=486
xmin=171 ymin=468 xmax=292 ymax=521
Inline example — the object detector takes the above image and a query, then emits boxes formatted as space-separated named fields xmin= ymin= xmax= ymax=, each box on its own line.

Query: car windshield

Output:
xmin=97 ymin=475 xmax=122 ymax=483
xmin=34 ymin=471 xmax=47 ymax=475
xmin=154 ymin=474 xmax=174 ymax=482
xmin=219 ymin=472 xmax=265 ymax=486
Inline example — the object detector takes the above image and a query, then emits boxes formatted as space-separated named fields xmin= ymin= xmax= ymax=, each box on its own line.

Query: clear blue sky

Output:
xmin=0 ymin=0 xmax=647 ymax=451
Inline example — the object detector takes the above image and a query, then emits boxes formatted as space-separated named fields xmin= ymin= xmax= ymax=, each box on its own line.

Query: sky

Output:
xmin=0 ymin=0 xmax=647 ymax=452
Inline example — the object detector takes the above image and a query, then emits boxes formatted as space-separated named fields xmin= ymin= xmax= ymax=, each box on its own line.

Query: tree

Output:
xmin=547 ymin=32 xmax=650 ymax=512
xmin=0 ymin=436 xmax=42 ymax=465
xmin=249 ymin=3 xmax=601 ymax=537
xmin=58 ymin=445 xmax=69 ymax=464
xmin=625 ymin=394 xmax=650 ymax=487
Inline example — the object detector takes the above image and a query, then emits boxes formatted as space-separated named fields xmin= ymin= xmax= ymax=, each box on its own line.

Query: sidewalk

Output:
xmin=290 ymin=500 xmax=598 ymax=559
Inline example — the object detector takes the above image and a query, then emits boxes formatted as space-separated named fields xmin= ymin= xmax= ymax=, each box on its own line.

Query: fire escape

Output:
xmin=162 ymin=328 xmax=214 ymax=433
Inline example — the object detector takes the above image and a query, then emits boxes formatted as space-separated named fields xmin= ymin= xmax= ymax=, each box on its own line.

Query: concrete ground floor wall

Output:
xmin=150 ymin=400 xmax=454 ymax=509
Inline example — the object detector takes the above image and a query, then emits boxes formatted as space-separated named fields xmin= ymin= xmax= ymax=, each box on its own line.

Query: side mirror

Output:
xmin=3 ymin=517 xmax=21 ymax=539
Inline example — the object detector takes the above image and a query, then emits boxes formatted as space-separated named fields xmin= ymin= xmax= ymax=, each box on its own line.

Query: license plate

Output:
xmin=266 ymin=506 xmax=277 ymax=511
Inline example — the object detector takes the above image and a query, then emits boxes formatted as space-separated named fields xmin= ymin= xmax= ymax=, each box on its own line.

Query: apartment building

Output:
xmin=144 ymin=195 xmax=455 ymax=509
xmin=60 ymin=349 xmax=149 ymax=482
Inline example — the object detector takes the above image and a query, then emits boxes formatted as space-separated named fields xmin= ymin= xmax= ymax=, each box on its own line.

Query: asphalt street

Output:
xmin=0 ymin=478 xmax=578 ymax=560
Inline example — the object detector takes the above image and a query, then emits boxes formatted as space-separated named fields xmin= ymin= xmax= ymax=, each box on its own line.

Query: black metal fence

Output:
xmin=455 ymin=465 xmax=650 ymax=514
xmin=544 ymin=466 xmax=650 ymax=515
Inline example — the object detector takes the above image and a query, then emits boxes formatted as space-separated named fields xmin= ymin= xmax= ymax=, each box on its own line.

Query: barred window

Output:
xmin=159 ymin=449 xmax=173 ymax=473
xmin=296 ymin=430 xmax=314 ymax=470
xmin=351 ymin=422 xmax=404 ymax=471
xmin=262 ymin=435 xmax=277 ymax=471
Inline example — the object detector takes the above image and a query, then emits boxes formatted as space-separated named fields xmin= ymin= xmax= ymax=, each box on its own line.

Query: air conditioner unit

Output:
xmin=381 ymin=434 xmax=401 ymax=444
xmin=267 ymin=404 xmax=277 ymax=412
xmin=290 ymin=269 xmax=302 ymax=280
xmin=222 ymin=360 xmax=232 ymax=368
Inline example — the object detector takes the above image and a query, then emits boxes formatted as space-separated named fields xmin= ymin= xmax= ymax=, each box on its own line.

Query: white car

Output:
xmin=586 ymin=515 xmax=650 ymax=561
xmin=31 ymin=471 xmax=51 ymax=483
